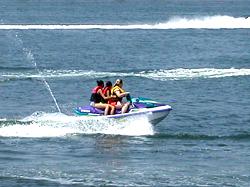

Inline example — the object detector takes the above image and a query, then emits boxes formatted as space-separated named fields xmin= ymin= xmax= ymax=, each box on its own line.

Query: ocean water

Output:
xmin=1 ymin=0 xmax=250 ymax=186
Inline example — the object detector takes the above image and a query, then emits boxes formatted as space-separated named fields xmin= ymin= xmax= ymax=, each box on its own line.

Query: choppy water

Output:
xmin=1 ymin=0 xmax=250 ymax=186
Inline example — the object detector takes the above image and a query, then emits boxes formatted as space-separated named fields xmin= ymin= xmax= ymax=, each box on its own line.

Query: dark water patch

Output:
xmin=0 ymin=176 xmax=68 ymax=187
xmin=0 ymin=66 xmax=34 ymax=71
xmin=0 ymin=175 xmax=122 ymax=187
xmin=206 ymin=174 xmax=250 ymax=187
xmin=0 ymin=76 xmax=35 ymax=83
xmin=0 ymin=77 xmax=10 ymax=83
xmin=152 ymin=133 xmax=219 ymax=140
xmin=152 ymin=132 xmax=250 ymax=141
xmin=0 ymin=149 xmax=27 ymax=155
xmin=0 ymin=156 xmax=26 ymax=162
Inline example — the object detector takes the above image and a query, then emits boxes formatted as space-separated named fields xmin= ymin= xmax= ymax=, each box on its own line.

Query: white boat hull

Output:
xmin=106 ymin=105 xmax=172 ymax=125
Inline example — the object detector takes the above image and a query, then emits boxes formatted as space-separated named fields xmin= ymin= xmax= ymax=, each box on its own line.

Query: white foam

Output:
xmin=1 ymin=68 xmax=250 ymax=81
xmin=1 ymin=70 xmax=126 ymax=79
xmin=0 ymin=16 xmax=249 ymax=30
xmin=163 ymin=15 xmax=250 ymax=29
xmin=138 ymin=68 xmax=250 ymax=81
xmin=0 ymin=112 xmax=154 ymax=138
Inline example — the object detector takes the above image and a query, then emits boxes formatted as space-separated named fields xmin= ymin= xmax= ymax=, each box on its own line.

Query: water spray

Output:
xmin=25 ymin=49 xmax=61 ymax=113
xmin=11 ymin=32 xmax=61 ymax=113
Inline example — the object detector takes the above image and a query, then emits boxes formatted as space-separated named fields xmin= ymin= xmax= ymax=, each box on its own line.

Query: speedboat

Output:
xmin=74 ymin=97 xmax=172 ymax=125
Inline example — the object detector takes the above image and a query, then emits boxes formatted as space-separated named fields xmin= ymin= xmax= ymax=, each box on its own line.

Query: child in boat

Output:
xmin=90 ymin=80 xmax=115 ymax=115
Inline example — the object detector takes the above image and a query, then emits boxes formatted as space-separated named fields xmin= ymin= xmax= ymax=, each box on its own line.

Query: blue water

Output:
xmin=1 ymin=0 xmax=250 ymax=186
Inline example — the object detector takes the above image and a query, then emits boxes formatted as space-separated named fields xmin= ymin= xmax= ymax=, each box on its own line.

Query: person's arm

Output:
xmin=115 ymin=90 xmax=130 ymax=98
xmin=97 ymin=89 xmax=109 ymax=100
xmin=104 ymin=90 xmax=116 ymax=100
xmin=106 ymin=90 xmax=116 ymax=99
xmin=106 ymin=90 xmax=111 ymax=98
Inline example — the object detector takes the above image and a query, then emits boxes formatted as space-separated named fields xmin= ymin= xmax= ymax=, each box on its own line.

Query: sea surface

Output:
xmin=1 ymin=0 xmax=250 ymax=186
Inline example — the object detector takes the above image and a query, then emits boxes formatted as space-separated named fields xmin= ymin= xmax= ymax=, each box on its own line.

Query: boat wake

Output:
xmin=1 ymin=68 xmax=250 ymax=82
xmin=0 ymin=15 xmax=249 ymax=30
xmin=0 ymin=112 xmax=154 ymax=138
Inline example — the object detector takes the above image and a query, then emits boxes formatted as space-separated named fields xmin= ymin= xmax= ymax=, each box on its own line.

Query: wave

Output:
xmin=1 ymin=68 xmax=250 ymax=82
xmin=0 ymin=112 xmax=154 ymax=137
xmin=140 ymin=68 xmax=250 ymax=80
xmin=0 ymin=16 xmax=249 ymax=30
xmin=0 ymin=175 xmax=97 ymax=186
xmin=1 ymin=113 xmax=249 ymax=140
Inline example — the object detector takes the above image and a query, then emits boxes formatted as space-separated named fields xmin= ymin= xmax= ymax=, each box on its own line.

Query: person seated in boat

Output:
xmin=111 ymin=79 xmax=131 ymax=114
xmin=103 ymin=81 xmax=113 ymax=99
xmin=104 ymin=81 xmax=119 ymax=107
xmin=102 ymin=81 xmax=116 ymax=114
xmin=90 ymin=80 xmax=115 ymax=115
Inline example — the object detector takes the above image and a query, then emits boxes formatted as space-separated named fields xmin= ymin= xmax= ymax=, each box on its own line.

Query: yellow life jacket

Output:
xmin=111 ymin=85 xmax=125 ymax=96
